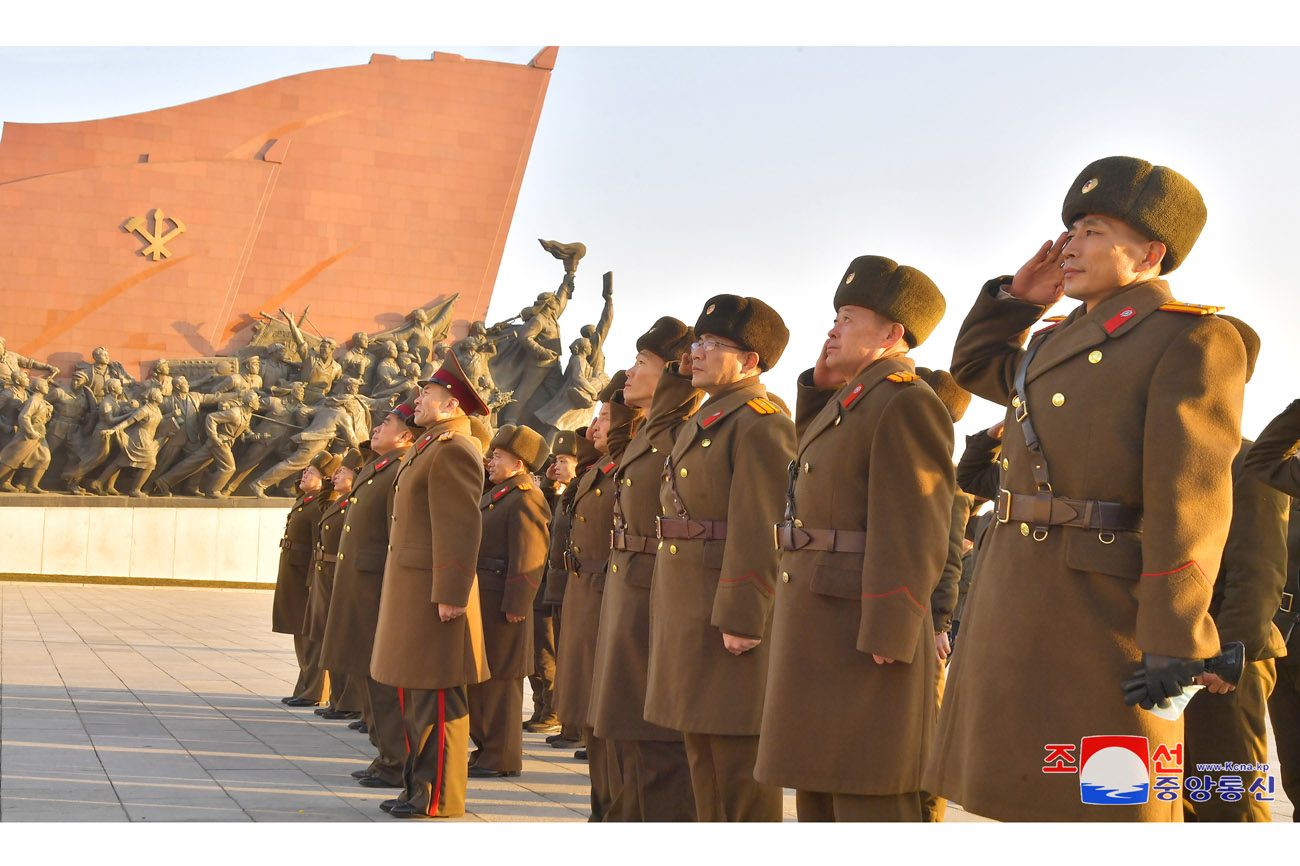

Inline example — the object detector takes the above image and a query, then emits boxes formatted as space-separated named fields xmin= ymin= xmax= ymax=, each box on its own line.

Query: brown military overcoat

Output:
xmin=552 ymin=399 xmax=640 ymax=727
xmin=591 ymin=367 xmax=702 ymax=741
xmin=304 ymin=493 xmax=349 ymax=641
xmin=644 ymin=376 xmax=796 ymax=736
xmin=754 ymin=357 xmax=955 ymax=795
xmin=924 ymin=278 xmax=1245 ymax=821
xmin=320 ymin=447 xmax=407 ymax=675
xmin=476 ymin=473 xmax=551 ymax=680
xmin=370 ymin=416 xmax=490 ymax=691
xmin=271 ymin=491 xmax=329 ymax=634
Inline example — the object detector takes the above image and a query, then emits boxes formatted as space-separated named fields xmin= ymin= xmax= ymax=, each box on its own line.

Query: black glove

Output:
xmin=1204 ymin=641 xmax=1246 ymax=686
xmin=1121 ymin=653 xmax=1204 ymax=710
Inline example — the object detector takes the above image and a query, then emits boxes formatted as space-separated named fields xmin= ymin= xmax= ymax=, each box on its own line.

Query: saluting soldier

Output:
xmin=1181 ymin=319 xmax=1287 ymax=822
xmin=924 ymin=156 xmax=1247 ymax=821
xmin=320 ymin=403 xmax=419 ymax=789
xmin=589 ymin=316 xmax=701 ymax=822
xmin=1241 ymin=392 xmax=1300 ymax=815
xmin=370 ymin=354 xmax=491 ymax=819
xmin=305 ymin=448 xmax=366 ymax=720
xmin=753 ymin=257 xmax=955 ymax=821
xmin=468 ymin=424 xmax=551 ymax=778
xmin=645 ymin=295 xmax=795 ymax=822
xmin=276 ymin=451 xmax=341 ymax=707
xmin=552 ymin=373 xmax=640 ymax=820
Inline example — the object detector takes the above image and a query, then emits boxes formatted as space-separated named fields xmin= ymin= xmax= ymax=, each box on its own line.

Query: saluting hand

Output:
xmin=812 ymin=340 xmax=843 ymax=390
xmin=438 ymin=604 xmax=466 ymax=622
xmin=1009 ymin=232 xmax=1068 ymax=306
xmin=723 ymin=633 xmax=760 ymax=656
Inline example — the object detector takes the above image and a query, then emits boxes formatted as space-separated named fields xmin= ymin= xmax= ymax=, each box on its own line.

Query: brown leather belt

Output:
xmin=655 ymin=517 xmax=727 ymax=540
xmin=280 ymin=539 xmax=311 ymax=552
xmin=477 ymin=556 xmax=507 ymax=573
xmin=563 ymin=549 xmax=609 ymax=575
xmin=996 ymin=488 xmax=1142 ymax=533
xmin=610 ymin=530 xmax=658 ymax=554
xmin=1281 ymin=592 xmax=1295 ymax=615
xmin=313 ymin=551 xmax=338 ymax=564
xmin=775 ymin=524 xmax=867 ymax=553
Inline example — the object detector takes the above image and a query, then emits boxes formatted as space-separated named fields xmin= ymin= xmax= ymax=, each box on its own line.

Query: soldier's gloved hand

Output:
xmin=1121 ymin=653 xmax=1203 ymax=710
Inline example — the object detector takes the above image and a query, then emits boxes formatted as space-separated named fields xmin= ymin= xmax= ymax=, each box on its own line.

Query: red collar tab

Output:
xmin=303 ymin=493 xmax=315 ymax=503
xmin=602 ymin=459 xmax=617 ymax=474
xmin=841 ymin=382 xmax=865 ymax=409
xmin=492 ymin=486 xmax=510 ymax=501
xmin=700 ymin=409 xmax=725 ymax=428
xmin=375 ymin=457 xmax=390 ymax=471
xmin=416 ymin=432 xmax=436 ymax=453
xmin=1103 ymin=307 xmax=1137 ymax=334
xmin=339 ymin=499 xmax=349 ymax=509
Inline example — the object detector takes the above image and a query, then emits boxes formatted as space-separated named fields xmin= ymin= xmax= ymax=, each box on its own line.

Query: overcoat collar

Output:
xmin=799 ymin=355 xmax=915 ymax=456
xmin=481 ymin=472 xmax=533 ymax=510
xmin=670 ymin=377 xmax=766 ymax=463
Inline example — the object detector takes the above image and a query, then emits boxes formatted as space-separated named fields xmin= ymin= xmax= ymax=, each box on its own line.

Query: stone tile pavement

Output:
xmin=0 ymin=581 xmax=1290 ymax=823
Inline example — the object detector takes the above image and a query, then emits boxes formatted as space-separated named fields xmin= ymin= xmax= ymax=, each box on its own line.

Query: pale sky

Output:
xmin=2 ymin=43 xmax=1296 ymax=446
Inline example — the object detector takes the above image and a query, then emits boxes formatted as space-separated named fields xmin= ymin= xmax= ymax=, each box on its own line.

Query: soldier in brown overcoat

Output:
xmin=589 ymin=316 xmax=701 ymax=822
xmin=924 ymin=156 xmax=1247 ymax=821
xmin=275 ymin=450 xmax=340 ymax=707
xmin=754 ymin=256 xmax=956 ymax=821
xmin=320 ymin=403 xmax=418 ymax=788
xmin=1181 ymin=320 xmax=1287 ymax=822
xmin=644 ymin=295 xmax=796 ymax=822
xmin=467 ymin=424 xmax=551 ymax=778
xmin=552 ymin=374 xmax=640 ymax=820
xmin=369 ymin=354 xmax=492 ymax=819
xmin=305 ymin=448 xmax=366 ymax=720
xmin=1242 ymin=395 xmax=1300 ymax=817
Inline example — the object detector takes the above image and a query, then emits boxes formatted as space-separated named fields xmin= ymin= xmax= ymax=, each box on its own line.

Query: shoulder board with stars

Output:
xmin=746 ymin=397 xmax=780 ymax=415
xmin=518 ymin=482 xmax=533 ymax=491
xmin=1159 ymin=301 xmax=1224 ymax=315
xmin=885 ymin=372 xmax=919 ymax=384
xmin=438 ymin=431 xmax=455 ymax=441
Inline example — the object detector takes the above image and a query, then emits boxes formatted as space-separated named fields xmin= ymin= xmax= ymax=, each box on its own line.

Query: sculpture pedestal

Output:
xmin=0 ymin=494 xmax=292 ymax=587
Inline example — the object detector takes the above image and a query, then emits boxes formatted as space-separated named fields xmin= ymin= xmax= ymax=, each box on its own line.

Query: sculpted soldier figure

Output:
xmin=278 ymin=309 xmax=341 ymax=403
xmin=249 ymin=394 xmax=362 ymax=498
xmin=925 ymin=156 xmax=1246 ymax=821
xmin=0 ymin=379 xmax=54 ymax=493
xmin=754 ymin=257 xmax=956 ymax=821
xmin=0 ymin=370 xmax=31 ymax=449
xmin=275 ymin=451 xmax=342 ymax=708
xmin=79 ymin=347 xmax=134 ymax=400
xmin=222 ymin=382 xmax=306 ymax=496
xmin=469 ymin=424 xmax=551 ymax=779
xmin=551 ymin=374 xmax=641 ymax=820
xmin=189 ymin=358 xmax=249 ymax=396
xmin=322 ymin=403 xmax=419 ymax=789
xmin=589 ymin=317 xmax=701 ymax=822
xmin=340 ymin=332 xmax=374 ymax=390
xmin=0 ymin=335 xmax=58 ymax=386
xmin=61 ymin=377 xmax=130 ymax=494
xmin=492 ymin=275 xmax=575 ymax=427
xmin=146 ymin=377 xmax=219 ymax=490
xmin=260 ymin=343 xmax=299 ymax=392
xmin=154 ymin=391 xmax=262 ymax=498
xmin=644 ymin=296 xmax=795 ymax=822
xmin=536 ymin=277 xmax=614 ymax=431
xmin=242 ymin=355 xmax=263 ymax=393
xmin=1179 ymin=320 xmax=1287 ymax=822
xmin=91 ymin=387 xmax=165 ymax=496
xmin=369 ymin=353 xmax=492 ymax=819
xmin=371 ymin=341 xmax=404 ymax=395
xmin=139 ymin=359 xmax=173 ymax=399
xmin=43 ymin=375 xmax=90 ymax=471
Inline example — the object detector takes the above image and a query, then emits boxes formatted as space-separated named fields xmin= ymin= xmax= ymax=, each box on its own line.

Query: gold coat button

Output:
xmin=1011 ymin=396 xmax=1021 ymax=408
xmin=579 ymin=515 xmax=586 ymax=523
xmin=345 ymin=526 xmax=350 ymax=532
xmin=781 ymin=571 xmax=789 ymax=583
xmin=833 ymin=416 xmax=841 ymax=426
xmin=1088 ymin=350 xmax=1103 ymax=364
xmin=669 ymin=544 xmax=677 ymax=554
xmin=596 ymin=488 xmax=603 ymax=496
xmin=1052 ymin=393 xmax=1066 ymax=407
xmin=701 ymin=439 xmax=711 ymax=448
xmin=612 ymin=564 xmax=618 ymax=573
xmin=488 ymin=504 xmax=494 ymax=510
xmin=337 ymin=553 xmax=344 ymax=561
xmin=624 ymin=478 xmax=632 ymax=486
xmin=324 ymin=524 xmax=329 ymax=530
xmin=367 ymin=479 xmax=374 ymax=485
xmin=679 ymin=468 xmax=688 ymax=478
xmin=387 ymin=543 xmax=392 ymax=551
xmin=1002 ymin=458 xmax=1009 ymax=470
xmin=573 ymin=546 xmax=580 ymax=554
xmin=651 ymin=446 xmax=658 ymax=453
xmin=803 ymin=462 xmax=811 ymax=473
xmin=657 ymin=540 xmax=664 ymax=550
xmin=1020 ymin=523 xmax=1030 ymax=536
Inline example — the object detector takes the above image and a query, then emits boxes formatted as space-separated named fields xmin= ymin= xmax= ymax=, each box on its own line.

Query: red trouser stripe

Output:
xmin=430 ymin=689 xmax=446 ymax=817
xmin=398 ymin=687 xmax=410 ymax=753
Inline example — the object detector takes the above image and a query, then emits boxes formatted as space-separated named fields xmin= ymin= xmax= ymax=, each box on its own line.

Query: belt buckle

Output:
xmin=773 ymin=523 xmax=782 ymax=551
xmin=996 ymin=488 xmax=1012 ymax=523
xmin=1014 ymin=398 xmax=1029 ymax=423
xmin=610 ymin=529 xmax=618 ymax=550
xmin=1282 ymin=591 xmax=1295 ymax=614
xmin=654 ymin=516 xmax=664 ymax=539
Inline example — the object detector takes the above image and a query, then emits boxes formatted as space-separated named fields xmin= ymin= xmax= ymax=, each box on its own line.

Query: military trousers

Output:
xmin=529 ymin=606 xmax=558 ymax=723
xmin=328 ymin=671 xmax=364 ymax=713
xmin=467 ymin=676 xmax=525 ymax=774
xmin=360 ymin=677 xmax=406 ymax=785
xmin=291 ymin=632 xmax=329 ymax=703
xmin=582 ymin=725 xmax=624 ymax=822
xmin=795 ymin=789 xmax=922 ymax=822
xmin=1184 ymin=657 xmax=1276 ymax=822
xmin=681 ymin=732 xmax=783 ymax=822
xmin=398 ymin=686 xmax=470 ymax=818
xmin=1267 ymin=660 xmax=1300 ymax=820
xmin=618 ymin=739 xmax=697 ymax=822
xmin=920 ymin=654 xmax=948 ymax=822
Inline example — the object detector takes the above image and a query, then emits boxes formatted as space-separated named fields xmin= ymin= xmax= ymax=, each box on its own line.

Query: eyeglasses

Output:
xmin=691 ymin=339 xmax=745 ymax=353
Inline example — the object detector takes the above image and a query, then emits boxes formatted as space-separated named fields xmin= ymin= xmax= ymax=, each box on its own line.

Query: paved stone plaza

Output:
xmin=0 ymin=581 xmax=1290 ymax=822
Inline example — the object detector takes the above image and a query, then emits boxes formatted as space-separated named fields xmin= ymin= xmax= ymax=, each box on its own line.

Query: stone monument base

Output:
xmin=0 ymin=495 xmax=288 ymax=586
